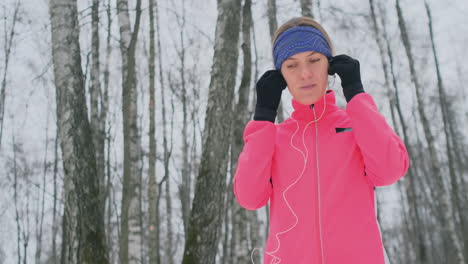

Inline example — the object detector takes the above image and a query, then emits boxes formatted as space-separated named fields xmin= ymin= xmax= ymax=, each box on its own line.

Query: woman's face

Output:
xmin=280 ymin=51 xmax=329 ymax=105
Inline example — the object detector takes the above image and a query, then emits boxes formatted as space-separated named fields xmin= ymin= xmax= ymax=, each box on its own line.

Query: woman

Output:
xmin=233 ymin=17 xmax=409 ymax=264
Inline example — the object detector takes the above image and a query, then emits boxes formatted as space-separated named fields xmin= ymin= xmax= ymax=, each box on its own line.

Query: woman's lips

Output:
xmin=301 ymin=84 xmax=316 ymax=89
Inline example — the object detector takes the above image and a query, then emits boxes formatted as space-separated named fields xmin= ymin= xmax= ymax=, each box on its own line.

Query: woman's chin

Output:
xmin=295 ymin=94 xmax=324 ymax=105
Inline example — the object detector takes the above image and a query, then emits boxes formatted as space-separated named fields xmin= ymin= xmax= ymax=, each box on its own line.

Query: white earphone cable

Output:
xmin=250 ymin=87 xmax=328 ymax=264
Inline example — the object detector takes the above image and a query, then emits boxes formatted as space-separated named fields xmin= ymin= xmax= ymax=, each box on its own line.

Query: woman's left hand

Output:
xmin=328 ymin=54 xmax=365 ymax=103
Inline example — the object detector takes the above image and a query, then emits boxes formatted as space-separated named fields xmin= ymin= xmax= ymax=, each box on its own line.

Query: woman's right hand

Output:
xmin=253 ymin=70 xmax=287 ymax=122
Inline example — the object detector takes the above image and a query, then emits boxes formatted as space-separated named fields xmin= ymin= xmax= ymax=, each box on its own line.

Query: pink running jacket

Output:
xmin=233 ymin=90 xmax=409 ymax=264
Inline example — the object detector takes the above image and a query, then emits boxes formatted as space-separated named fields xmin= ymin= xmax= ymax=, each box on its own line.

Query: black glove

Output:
xmin=328 ymin=54 xmax=365 ymax=103
xmin=254 ymin=70 xmax=287 ymax=122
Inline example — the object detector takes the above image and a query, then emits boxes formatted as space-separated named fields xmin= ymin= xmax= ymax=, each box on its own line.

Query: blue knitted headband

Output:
xmin=273 ymin=26 xmax=332 ymax=70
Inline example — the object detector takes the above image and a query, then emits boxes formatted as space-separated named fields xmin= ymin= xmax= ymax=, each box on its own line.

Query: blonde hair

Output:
xmin=272 ymin=17 xmax=334 ymax=56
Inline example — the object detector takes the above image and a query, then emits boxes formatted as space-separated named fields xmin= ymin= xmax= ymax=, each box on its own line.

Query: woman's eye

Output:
xmin=287 ymin=64 xmax=297 ymax=68
xmin=310 ymin=59 xmax=320 ymax=63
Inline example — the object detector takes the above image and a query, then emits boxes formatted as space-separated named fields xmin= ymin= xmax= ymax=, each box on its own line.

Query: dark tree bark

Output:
xmin=300 ymin=0 xmax=313 ymax=18
xmin=89 ymin=0 xmax=108 ymax=223
xmin=266 ymin=0 xmax=284 ymax=123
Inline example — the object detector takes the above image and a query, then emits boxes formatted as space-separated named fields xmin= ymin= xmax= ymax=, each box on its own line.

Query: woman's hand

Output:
xmin=328 ymin=54 xmax=365 ymax=102
xmin=254 ymin=70 xmax=287 ymax=122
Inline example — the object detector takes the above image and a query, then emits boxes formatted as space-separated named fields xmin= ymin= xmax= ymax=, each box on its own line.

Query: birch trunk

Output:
xmin=117 ymin=0 xmax=143 ymax=262
xmin=147 ymin=0 xmax=160 ymax=263
xmin=181 ymin=0 xmax=242 ymax=262
xmin=102 ymin=0 xmax=113 ymax=261
xmin=49 ymin=0 xmax=109 ymax=262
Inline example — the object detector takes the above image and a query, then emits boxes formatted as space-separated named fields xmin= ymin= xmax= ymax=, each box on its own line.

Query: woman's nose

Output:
xmin=300 ymin=67 xmax=313 ymax=80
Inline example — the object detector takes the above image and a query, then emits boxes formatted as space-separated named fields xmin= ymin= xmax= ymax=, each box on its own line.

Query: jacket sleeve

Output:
xmin=233 ymin=120 xmax=275 ymax=210
xmin=346 ymin=93 xmax=409 ymax=187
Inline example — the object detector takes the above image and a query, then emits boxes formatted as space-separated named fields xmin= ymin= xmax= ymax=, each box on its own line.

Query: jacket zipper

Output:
xmin=311 ymin=104 xmax=325 ymax=264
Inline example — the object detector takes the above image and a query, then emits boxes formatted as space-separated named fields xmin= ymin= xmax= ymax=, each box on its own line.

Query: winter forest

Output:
xmin=0 ymin=0 xmax=467 ymax=263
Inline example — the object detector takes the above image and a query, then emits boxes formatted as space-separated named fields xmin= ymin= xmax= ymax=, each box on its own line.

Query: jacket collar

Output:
xmin=291 ymin=90 xmax=336 ymax=121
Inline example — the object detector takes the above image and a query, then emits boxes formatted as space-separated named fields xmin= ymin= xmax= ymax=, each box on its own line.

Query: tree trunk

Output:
xmin=35 ymin=107 xmax=50 ymax=264
xmin=13 ymin=136 xmax=22 ymax=264
xmin=266 ymin=0 xmax=284 ymax=123
xmin=22 ymin=166 xmax=30 ymax=264
xmin=159 ymin=5 xmax=175 ymax=264
xmin=90 ymin=0 xmax=108 ymax=225
xmin=102 ymin=0 xmax=113 ymax=261
xmin=424 ymin=0 xmax=468 ymax=258
xmin=181 ymin=0 xmax=242 ymax=262
xmin=147 ymin=0 xmax=160 ymax=263
xmin=370 ymin=0 xmax=426 ymax=262
xmin=395 ymin=0 xmax=464 ymax=262
xmin=165 ymin=170 xmax=175 ymax=263
xmin=117 ymin=0 xmax=143 ymax=262
xmin=173 ymin=0 xmax=192 ymax=239
xmin=300 ymin=0 xmax=313 ymax=18
xmin=49 ymin=0 xmax=109 ymax=263
xmin=0 ymin=1 xmax=19 ymax=151
xmin=52 ymin=123 xmax=59 ymax=264
xmin=228 ymin=0 xmax=259 ymax=263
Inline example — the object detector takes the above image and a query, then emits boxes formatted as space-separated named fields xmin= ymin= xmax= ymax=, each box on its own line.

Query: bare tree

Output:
xmin=424 ymin=0 xmax=468 ymax=257
xmin=369 ymin=0 xmax=425 ymax=262
xmin=165 ymin=73 xmax=177 ymax=264
xmin=49 ymin=0 xmax=109 ymax=263
xmin=266 ymin=0 xmax=284 ymax=123
xmin=35 ymin=103 xmax=50 ymax=264
xmin=52 ymin=125 xmax=60 ymax=264
xmin=395 ymin=0 xmax=464 ymax=262
xmin=147 ymin=0 xmax=161 ymax=263
xmin=0 ymin=0 xmax=20 ymax=150
xmin=181 ymin=0 xmax=242 ymax=262
xmin=155 ymin=0 xmax=175 ymax=261
xmin=116 ymin=0 xmax=143 ymax=262
xmin=11 ymin=138 xmax=32 ymax=264
xmin=89 ymin=0 xmax=108 ymax=223
xmin=102 ymin=0 xmax=113 ymax=261
xmin=13 ymin=136 xmax=22 ymax=264
xmin=300 ymin=0 xmax=313 ymax=18
xmin=172 ymin=0 xmax=193 ymax=240
xmin=226 ymin=0 xmax=261 ymax=263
